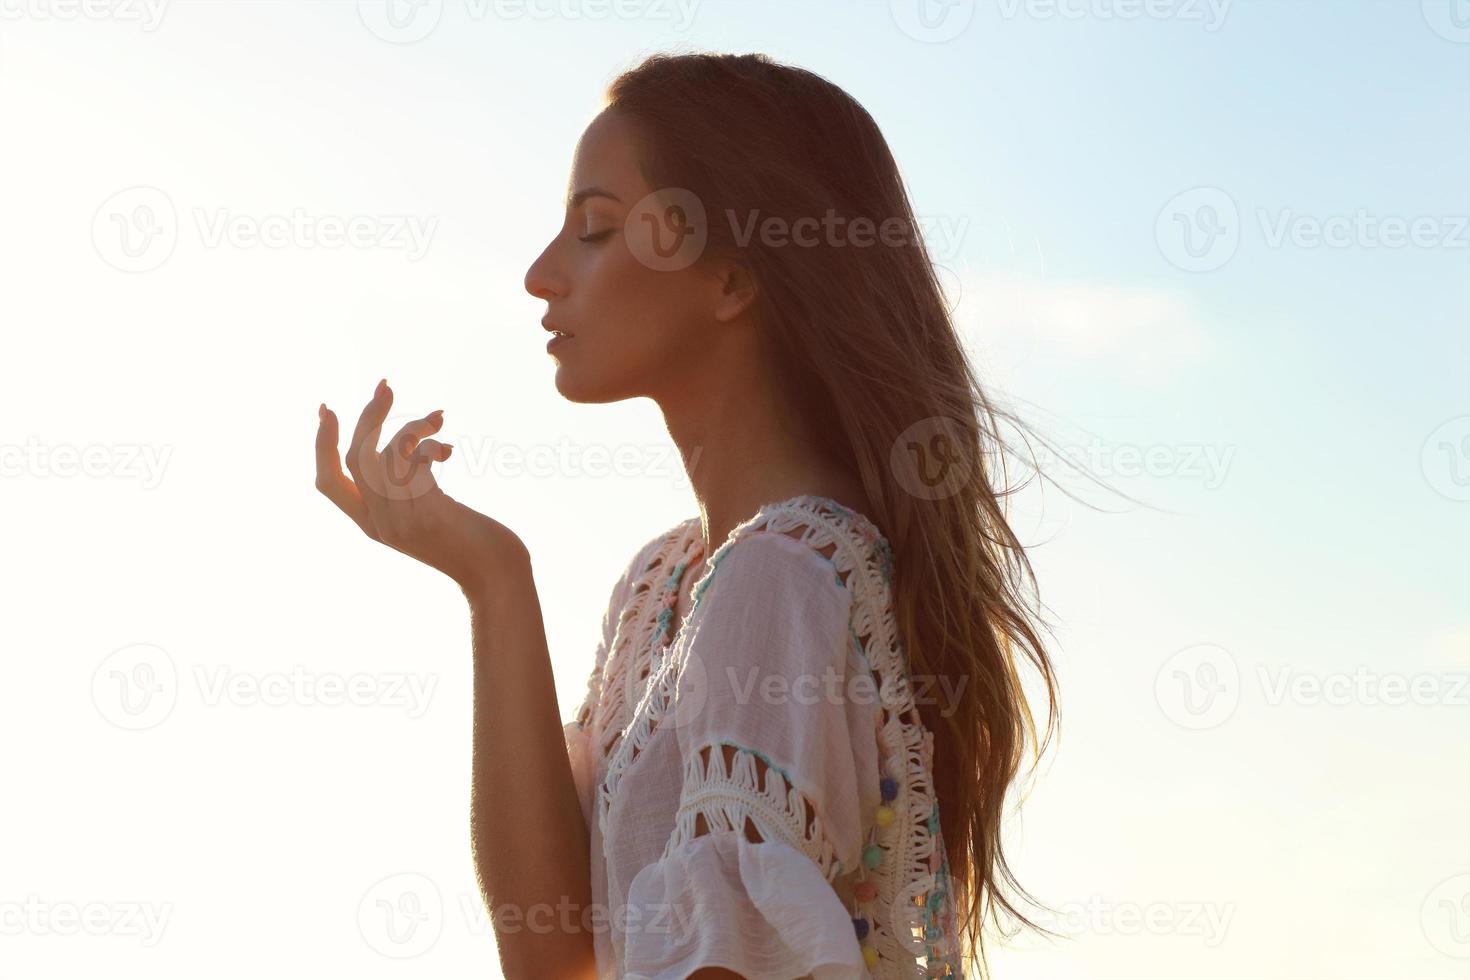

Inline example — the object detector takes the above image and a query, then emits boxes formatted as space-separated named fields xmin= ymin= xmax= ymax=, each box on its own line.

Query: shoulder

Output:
xmin=689 ymin=528 xmax=855 ymax=653
xmin=698 ymin=495 xmax=890 ymax=609
xmin=708 ymin=527 xmax=850 ymax=599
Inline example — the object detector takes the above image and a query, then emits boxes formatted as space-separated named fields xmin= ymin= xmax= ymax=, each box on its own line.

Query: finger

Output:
xmin=396 ymin=438 xmax=452 ymax=495
xmin=346 ymin=378 xmax=392 ymax=493
xmin=384 ymin=411 xmax=445 ymax=490
xmin=386 ymin=410 xmax=445 ymax=460
xmin=411 ymin=438 xmax=453 ymax=463
xmin=315 ymin=404 xmax=377 ymax=539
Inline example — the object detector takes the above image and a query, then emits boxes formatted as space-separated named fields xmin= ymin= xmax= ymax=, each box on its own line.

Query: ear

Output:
xmin=709 ymin=258 xmax=759 ymax=324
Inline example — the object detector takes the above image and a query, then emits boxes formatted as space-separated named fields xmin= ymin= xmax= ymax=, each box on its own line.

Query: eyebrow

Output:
xmin=567 ymin=186 xmax=622 ymax=209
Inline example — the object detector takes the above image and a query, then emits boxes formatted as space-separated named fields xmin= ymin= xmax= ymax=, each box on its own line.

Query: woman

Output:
xmin=315 ymin=52 xmax=1058 ymax=980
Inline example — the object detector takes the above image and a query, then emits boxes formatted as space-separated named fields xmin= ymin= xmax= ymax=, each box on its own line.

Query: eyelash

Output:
xmin=578 ymin=230 xmax=614 ymax=244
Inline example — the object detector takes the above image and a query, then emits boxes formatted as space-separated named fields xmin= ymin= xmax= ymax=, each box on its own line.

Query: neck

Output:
xmin=654 ymin=344 xmax=868 ymax=555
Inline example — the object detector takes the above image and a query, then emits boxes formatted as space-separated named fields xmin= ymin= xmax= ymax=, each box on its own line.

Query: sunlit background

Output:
xmin=2 ymin=1 xmax=1467 ymax=977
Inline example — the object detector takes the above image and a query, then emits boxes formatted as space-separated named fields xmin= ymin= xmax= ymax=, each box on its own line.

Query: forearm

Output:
xmin=465 ymin=552 xmax=596 ymax=978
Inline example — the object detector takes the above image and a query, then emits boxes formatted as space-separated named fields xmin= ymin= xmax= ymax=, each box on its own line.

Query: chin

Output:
xmin=552 ymin=363 xmax=635 ymax=404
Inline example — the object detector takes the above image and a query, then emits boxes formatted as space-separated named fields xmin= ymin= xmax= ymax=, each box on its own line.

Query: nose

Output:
xmin=524 ymin=239 xmax=564 ymax=301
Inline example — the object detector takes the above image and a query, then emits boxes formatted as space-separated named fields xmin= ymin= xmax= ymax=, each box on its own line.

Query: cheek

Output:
xmin=591 ymin=245 xmax=657 ymax=309
xmin=586 ymin=245 xmax=704 ymax=351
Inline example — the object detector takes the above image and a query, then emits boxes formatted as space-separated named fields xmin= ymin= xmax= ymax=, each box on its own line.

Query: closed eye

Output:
xmin=578 ymin=230 xmax=615 ymax=244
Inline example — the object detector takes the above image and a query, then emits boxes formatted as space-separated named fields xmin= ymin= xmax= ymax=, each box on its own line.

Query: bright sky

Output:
xmin=1 ymin=1 xmax=1466 ymax=978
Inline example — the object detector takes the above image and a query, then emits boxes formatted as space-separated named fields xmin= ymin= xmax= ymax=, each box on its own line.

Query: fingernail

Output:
xmin=375 ymin=378 xmax=388 ymax=398
xmin=429 ymin=409 xmax=444 ymax=422
xmin=318 ymin=402 xmax=326 ymax=421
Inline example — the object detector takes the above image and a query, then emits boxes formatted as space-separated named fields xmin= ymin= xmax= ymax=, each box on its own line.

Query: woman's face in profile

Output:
xmin=524 ymin=109 xmax=721 ymax=405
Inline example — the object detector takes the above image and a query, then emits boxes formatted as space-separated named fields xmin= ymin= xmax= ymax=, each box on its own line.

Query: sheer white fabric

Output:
xmin=562 ymin=495 xmax=961 ymax=979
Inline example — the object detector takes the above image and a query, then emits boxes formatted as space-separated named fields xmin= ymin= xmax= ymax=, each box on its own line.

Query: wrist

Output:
xmin=458 ymin=540 xmax=534 ymax=607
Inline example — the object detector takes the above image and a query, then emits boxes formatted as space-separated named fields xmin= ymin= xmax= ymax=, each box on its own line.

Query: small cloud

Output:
xmin=954 ymin=274 xmax=1216 ymax=381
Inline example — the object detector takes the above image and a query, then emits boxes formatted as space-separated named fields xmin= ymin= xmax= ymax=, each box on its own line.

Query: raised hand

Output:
xmin=315 ymin=378 xmax=528 ymax=594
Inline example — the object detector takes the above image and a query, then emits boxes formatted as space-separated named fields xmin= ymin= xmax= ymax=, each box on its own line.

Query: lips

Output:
xmin=541 ymin=319 xmax=575 ymax=339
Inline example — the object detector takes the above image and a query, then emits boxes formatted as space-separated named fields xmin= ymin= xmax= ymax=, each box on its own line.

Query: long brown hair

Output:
xmin=607 ymin=51 xmax=1072 ymax=978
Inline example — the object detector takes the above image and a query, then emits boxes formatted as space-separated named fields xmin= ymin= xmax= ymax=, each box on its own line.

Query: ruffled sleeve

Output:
xmin=621 ymin=530 xmax=882 ymax=979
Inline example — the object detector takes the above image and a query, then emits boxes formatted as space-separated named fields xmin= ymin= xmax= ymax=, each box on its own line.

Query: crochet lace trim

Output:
xmin=667 ymin=741 xmax=844 ymax=879
xmin=583 ymin=494 xmax=960 ymax=977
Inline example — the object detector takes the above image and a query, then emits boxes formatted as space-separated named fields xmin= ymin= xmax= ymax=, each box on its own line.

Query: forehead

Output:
xmin=566 ymin=109 xmax=648 ymax=206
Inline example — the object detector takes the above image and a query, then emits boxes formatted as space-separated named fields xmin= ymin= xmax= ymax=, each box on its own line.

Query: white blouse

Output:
xmin=562 ymin=494 xmax=961 ymax=979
